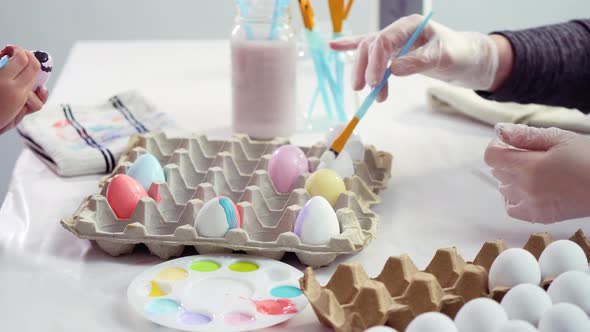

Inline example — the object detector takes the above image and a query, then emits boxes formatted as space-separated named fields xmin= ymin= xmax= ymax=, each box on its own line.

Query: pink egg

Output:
xmin=106 ymin=174 xmax=148 ymax=219
xmin=267 ymin=145 xmax=309 ymax=193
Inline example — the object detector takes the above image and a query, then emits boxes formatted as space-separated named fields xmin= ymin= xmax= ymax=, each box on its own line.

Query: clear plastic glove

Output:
xmin=485 ymin=123 xmax=590 ymax=224
xmin=330 ymin=14 xmax=499 ymax=102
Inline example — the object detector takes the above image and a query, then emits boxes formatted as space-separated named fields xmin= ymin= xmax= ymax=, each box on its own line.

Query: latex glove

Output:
xmin=0 ymin=46 xmax=48 ymax=135
xmin=330 ymin=14 xmax=499 ymax=102
xmin=484 ymin=123 xmax=590 ymax=224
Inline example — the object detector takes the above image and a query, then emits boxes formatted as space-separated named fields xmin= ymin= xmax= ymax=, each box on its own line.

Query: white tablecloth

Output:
xmin=1 ymin=41 xmax=588 ymax=332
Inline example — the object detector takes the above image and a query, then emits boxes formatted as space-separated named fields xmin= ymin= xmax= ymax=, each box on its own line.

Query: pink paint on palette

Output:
xmin=224 ymin=312 xmax=256 ymax=326
xmin=241 ymin=297 xmax=298 ymax=315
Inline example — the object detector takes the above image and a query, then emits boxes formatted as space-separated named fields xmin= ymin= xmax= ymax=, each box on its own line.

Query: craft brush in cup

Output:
xmin=329 ymin=11 xmax=434 ymax=156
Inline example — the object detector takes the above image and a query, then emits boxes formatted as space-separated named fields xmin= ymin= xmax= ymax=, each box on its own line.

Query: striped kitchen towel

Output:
xmin=17 ymin=90 xmax=177 ymax=176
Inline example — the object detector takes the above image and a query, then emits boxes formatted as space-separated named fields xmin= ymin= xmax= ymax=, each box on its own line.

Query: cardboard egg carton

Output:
xmin=61 ymin=132 xmax=393 ymax=267
xmin=300 ymin=229 xmax=590 ymax=331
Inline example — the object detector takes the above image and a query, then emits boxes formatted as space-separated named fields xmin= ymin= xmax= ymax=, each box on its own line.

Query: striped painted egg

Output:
xmin=194 ymin=196 xmax=241 ymax=238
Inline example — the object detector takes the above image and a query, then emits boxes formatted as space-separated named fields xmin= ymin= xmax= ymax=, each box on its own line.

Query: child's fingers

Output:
xmin=35 ymin=87 xmax=49 ymax=104
xmin=0 ymin=45 xmax=16 ymax=57
xmin=0 ymin=48 xmax=29 ymax=79
xmin=25 ymin=91 xmax=44 ymax=113
xmin=15 ymin=52 xmax=41 ymax=88
xmin=376 ymin=83 xmax=388 ymax=102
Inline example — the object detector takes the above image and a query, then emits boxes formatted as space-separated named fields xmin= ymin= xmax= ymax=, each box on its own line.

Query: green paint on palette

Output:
xmin=144 ymin=298 xmax=180 ymax=315
xmin=270 ymin=286 xmax=302 ymax=298
xmin=190 ymin=260 xmax=221 ymax=272
xmin=229 ymin=262 xmax=259 ymax=272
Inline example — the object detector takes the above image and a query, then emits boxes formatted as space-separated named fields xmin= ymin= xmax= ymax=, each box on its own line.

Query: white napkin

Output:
xmin=17 ymin=91 xmax=176 ymax=176
xmin=427 ymin=83 xmax=590 ymax=133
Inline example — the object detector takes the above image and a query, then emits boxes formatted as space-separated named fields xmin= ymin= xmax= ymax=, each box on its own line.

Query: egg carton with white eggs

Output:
xmin=61 ymin=130 xmax=393 ymax=267
xmin=301 ymin=229 xmax=590 ymax=332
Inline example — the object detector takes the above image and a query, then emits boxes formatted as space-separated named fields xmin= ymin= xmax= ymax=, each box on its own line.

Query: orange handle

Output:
xmin=298 ymin=0 xmax=315 ymax=30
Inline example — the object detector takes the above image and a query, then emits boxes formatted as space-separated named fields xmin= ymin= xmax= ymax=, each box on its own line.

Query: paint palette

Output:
xmin=62 ymin=133 xmax=393 ymax=267
xmin=128 ymin=254 xmax=307 ymax=331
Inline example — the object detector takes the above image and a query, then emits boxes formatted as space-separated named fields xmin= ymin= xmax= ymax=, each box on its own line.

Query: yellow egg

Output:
xmin=304 ymin=169 xmax=346 ymax=206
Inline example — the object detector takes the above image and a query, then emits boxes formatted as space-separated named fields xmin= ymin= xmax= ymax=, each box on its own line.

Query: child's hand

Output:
xmin=0 ymin=46 xmax=49 ymax=134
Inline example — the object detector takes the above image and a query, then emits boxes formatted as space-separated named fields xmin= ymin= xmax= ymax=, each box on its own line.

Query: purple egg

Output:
xmin=267 ymin=145 xmax=309 ymax=193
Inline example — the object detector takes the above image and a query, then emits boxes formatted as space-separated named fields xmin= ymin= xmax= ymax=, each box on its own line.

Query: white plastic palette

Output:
xmin=127 ymin=254 xmax=307 ymax=331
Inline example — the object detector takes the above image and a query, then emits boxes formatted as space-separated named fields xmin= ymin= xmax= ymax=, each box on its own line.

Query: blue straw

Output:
xmin=0 ymin=55 xmax=9 ymax=69
xmin=333 ymin=32 xmax=345 ymax=121
xmin=269 ymin=0 xmax=288 ymax=40
xmin=354 ymin=11 xmax=433 ymax=120
xmin=237 ymin=0 xmax=255 ymax=39
xmin=306 ymin=29 xmax=334 ymax=121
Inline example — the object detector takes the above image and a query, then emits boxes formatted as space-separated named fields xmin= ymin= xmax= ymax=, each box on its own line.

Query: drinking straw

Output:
xmin=329 ymin=11 xmax=434 ymax=156
xmin=299 ymin=0 xmax=334 ymax=121
xmin=237 ymin=0 xmax=255 ymax=39
xmin=269 ymin=0 xmax=289 ymax=40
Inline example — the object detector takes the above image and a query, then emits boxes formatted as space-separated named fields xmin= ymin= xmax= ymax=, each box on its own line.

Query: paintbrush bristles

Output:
xmin=330 ymin=117 xmax=360 ymax=155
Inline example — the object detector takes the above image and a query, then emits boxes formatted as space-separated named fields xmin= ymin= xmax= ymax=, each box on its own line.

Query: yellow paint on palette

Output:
xmin=155 ymin=267 xmax=188 ymax=281
xmin=148 ymin=280 xmax=167 ymax=297
xmin=229 ymin=262 xmax=259 ymax=272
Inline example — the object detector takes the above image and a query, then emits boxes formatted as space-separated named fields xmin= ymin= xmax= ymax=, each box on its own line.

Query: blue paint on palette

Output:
xmin=144 ymin=298 xmax=180 ymax=315
xmin=270 ymin=286 xmax=302 ymax=298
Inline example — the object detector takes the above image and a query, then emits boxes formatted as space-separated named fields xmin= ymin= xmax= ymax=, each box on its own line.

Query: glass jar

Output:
xmin=231 ymin=0 xmax=296 ymax=140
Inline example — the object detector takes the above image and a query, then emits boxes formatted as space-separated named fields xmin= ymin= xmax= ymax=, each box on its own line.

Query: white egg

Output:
xmin=406 ymin=312 xmax=457 ymax=332
xmin=294 ymin=196 xmax=340 ymax=245
xmin=194 ymin=197 xmax=240 ymax=238
xmin=317 ymin=150 xmax=354 ymax=178
xmin=325 ymin=123 xmax=365 ymax=161
xmin=538 ymin=240 xmax=588 ymax=280
xmin=488 ymin=248 xmax=541 ymax=291
xmin=501 ymin=284 xmax=552 ymax=326
xmin=454 ymin=298 xmax=508 ymax=332
xmin=547 ymin=270 xmax=590 ymax=315
xmin=538 ymin=303 xmax=590 ymax=332
xmin=494 ymin=320 xmax=538 ymax=332
xmin=364 ymin=327 xmax=398 ymax=332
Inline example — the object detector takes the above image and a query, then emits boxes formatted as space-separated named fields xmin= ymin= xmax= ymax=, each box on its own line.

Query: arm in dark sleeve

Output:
xmin=477 ymin=20 xmax=590 ymax=113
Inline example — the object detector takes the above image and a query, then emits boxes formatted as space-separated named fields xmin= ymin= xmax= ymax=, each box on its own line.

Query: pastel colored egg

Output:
xmin=126 ymin=154 xmax=166 ymax=192
xmin=268 ymin=145 xmax=309 ymax=193
xmin=195 ymin=196 xmax=241 ymax=238
xmin=317 ymin=150 xmax=354 ymax=178
xmin=106 ymin=174 xmax=148 ymax=219
xmin=32 ymin=50 xmax=52 ymax=90
xmin=304 ymin=169 xmax=346 ymax=206
xmin=294 ymin=196 xmax=340 ymax=245
xmin=325 ymin=123 xmax=364 ymax=161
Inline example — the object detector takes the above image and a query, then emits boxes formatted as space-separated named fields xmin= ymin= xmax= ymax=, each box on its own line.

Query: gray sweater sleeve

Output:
xmin=477 ymin=20 xmax=590 ymax=113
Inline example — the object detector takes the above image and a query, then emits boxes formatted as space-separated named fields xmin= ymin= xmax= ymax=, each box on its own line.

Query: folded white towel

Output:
xmin=427 ymin=83 xmax=590 ymax=133
xmin=17 ymin=91 xmax=176 ymax=176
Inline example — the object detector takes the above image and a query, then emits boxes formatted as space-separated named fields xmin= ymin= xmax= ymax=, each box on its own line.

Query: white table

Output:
xmin=1 ymin=41 xmax=589 ymax=332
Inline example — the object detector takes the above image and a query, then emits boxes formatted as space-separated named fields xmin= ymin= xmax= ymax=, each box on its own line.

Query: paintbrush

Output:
xmin=328 ymin=11 xmax=434 ymax=157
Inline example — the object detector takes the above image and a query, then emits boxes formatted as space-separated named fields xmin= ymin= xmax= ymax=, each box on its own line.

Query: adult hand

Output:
xmin=485 ymin=123 xmax=590 ymax=224
xmin=331 ymin=14 xmax=508 ymax=102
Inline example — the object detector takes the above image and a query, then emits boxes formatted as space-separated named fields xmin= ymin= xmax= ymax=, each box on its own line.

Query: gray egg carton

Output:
xmin=61 ymin=132 xmax=393 ymax=267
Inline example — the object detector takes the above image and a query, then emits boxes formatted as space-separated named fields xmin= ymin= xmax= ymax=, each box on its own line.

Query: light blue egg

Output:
xmin=126 ymin=154 xmax=166 ymax=191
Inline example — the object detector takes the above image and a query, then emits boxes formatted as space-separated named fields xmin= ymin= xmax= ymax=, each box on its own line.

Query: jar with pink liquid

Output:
xmin=231 ymin=0 xmax=296 ymax=140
